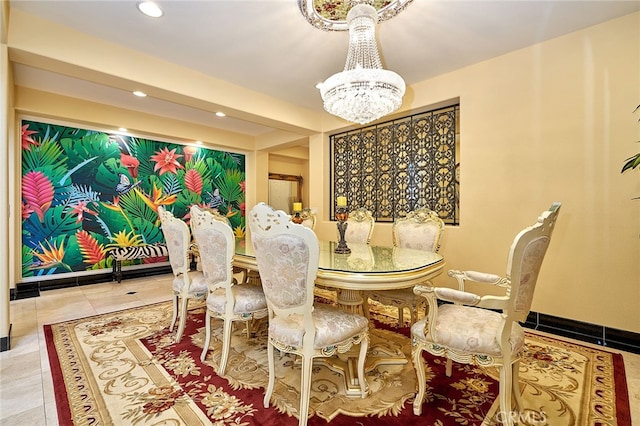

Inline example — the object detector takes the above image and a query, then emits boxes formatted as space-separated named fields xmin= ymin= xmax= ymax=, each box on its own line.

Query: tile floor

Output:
xmin=0 ymin=274 xmax=639 ymax=425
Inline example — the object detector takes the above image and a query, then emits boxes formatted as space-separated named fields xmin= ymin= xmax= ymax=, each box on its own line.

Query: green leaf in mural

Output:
xmin=22 ymin=205 xmax=81 ymax=250
xmin=161 ymin=173 xmax=183 ymax=196
xmin=211 ymin=151 xmax=243 ymax=171
xmin=128 ymin=138 xmax=160 ymax=177
xmin=94 ymin=201 xmax=134 ymax=238
xmin=118 ymin=189 xmax=158 ymax=227
xmin=94 ymin=158 xmax=127 ymax=196
xmin=21 ymin=245 xmax=34 ymax=278
xmin=132 ymin=216 xmax=165 ymax=244
xmin=61 ymin=133 xmax=121 ymax=178
xmin=215 ymin=169 xmax=244 ymax=204
xmin=205 ymin=157 xmax=225 ymax=182
xmin=175 ymin=190 xmax=202 ymax=217
xmin=22 ymin=137 xmax=68 ymax=179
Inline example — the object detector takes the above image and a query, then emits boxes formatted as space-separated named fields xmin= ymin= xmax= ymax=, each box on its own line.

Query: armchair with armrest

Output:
xmin=411 ymin=203 xmax=561 ymax=425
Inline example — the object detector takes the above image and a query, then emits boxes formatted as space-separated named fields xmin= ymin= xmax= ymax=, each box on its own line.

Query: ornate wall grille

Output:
xmin=330 ymin=104 xmax=459 ymax=224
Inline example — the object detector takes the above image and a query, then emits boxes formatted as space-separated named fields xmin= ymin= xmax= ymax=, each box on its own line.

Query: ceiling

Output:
xmin=7 ymin=0 xmax=640 ymax=137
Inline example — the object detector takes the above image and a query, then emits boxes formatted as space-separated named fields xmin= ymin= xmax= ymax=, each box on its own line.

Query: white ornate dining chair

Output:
xmin=249 ymin=202 xmax=370 ymax=426
xmin=189 ymin=205 xmax=268 ymax=376
xmin=344 ymin=207 xmax=375 ymax=244
xmin=367 ymin=208 xmax=445 ymax=325
xmin=299 ymin=207 xmax=317 ymax=230
xmin=411 ymin=203 xmax=561 ymax=424
xmin=158 ymin=206 xmax=207 ymax=343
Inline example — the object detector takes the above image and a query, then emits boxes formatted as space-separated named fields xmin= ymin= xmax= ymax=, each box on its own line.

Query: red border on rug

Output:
xmin=44 ymin=324 xmax=73 ymax=426
xmin=613 ymin=351 xmax=632 ymax=425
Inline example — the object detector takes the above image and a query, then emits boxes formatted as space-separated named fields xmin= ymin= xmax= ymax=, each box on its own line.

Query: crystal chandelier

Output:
xmin=316 ymin=2 xmax=406 ymax=125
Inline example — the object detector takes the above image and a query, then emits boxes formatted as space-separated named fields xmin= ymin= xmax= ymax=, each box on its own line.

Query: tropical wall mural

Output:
xmin=20 ymin=119 xmax=246 ymax=280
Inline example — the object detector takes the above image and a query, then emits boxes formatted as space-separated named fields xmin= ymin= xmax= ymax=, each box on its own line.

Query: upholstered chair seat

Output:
xmin=205 ymin=285 xmax=267 ymax=315
xmin=411 ymin=203 xmax=561 ymax=426
xmin=411 ymin=303 xmax=525 ymax=357
xmin=269 ymin=305 xmax=369 ymax=349
xmin=172 ymin=272 xmax=207 ymax=294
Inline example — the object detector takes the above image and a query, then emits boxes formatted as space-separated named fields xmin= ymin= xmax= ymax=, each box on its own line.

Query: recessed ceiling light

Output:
xmin=118 ymin=127 xmax=127 ymax=132
xmin=132 ymin=91 xmax=147 ymax=97
xmin=195 ymin=140 xmax=203 ymax=145
xmin=215 ymin=112 xmax=226 ymax=117
xmin=137 ymin=1 xmax=163 ymax=18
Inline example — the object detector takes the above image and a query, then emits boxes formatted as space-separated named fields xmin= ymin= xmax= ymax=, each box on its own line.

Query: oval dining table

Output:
xmin=233 ymin=237 xmax=445 ymax=396
xmin=234 ymin=238 xmax=445 ymax=315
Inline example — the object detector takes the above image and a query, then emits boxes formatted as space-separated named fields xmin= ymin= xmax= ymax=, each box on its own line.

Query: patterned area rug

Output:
xmin=45 ymin=300 xmax=631 ymax=425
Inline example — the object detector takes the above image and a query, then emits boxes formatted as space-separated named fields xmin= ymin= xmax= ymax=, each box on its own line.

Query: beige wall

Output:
xmin=312 ymin=13 xmax=640 ymax=333
xmin=5 ymin=8 xmax=640 ymax=335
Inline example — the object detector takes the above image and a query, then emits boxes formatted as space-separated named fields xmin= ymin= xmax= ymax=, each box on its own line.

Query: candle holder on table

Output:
xmin=291 ymin=203 xmax=303 ymax=224
xmin=292 ymin=211 xmax=303 ymax=224
xmin=335 ymin=207 xmax=351 ymax=254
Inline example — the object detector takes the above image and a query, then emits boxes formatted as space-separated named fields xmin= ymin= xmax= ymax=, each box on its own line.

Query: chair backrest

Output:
xmin=158 ymin=206 xmax=191 ymax=277
xmin=344 ymin=207 xmax=375 ymax=244
xmin=189 ymin=205 xmax=234 ymax=293
xmin=249 ymin=203 xmax=319 ymax=322
xmin=299 ymin=208 xmax=317 ymax=230
xmin=507 ymin=202 xmax=561 ymax=321
xmin=392 ymin=208 xmax=445 ymax=252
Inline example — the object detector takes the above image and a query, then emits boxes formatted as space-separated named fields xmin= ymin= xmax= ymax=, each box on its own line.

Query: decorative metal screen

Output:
xmin=330 ymin=105 xmax=459 ymax=224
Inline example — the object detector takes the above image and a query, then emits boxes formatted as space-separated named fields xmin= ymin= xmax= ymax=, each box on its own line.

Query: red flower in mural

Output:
xmin=183 ymin=145 xmax=198 ymax=162
xmin=22 ymin=171 xmax=54 ymax=221
xmin=239 ymin=181 xmax=246 ymax=193
xmin=21 ymin=202 xmax=34 ymax=220
xmin=120 ymin=153 xmax=140 ymax=178
xmin=150 ymin=147 xmax=184 ymax=175
xmin=239 ymin=202 xmax=246 ymax=215
xmin=21 ymin=124 xmax=39 ymax=151
xmin=184 ymin=169 xmax=203 ymax=195
xmin=76 ymin=230 xmax=107 ymax=264
xmin=70 ymin=200 xmax=99 ymax=223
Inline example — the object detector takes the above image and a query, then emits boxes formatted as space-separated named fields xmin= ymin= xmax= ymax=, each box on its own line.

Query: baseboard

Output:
xmin=0 ymin=324 xmax=11 ymax=352
xmin=13 ymin=265 xmax=173 ymax=300
xmin=524 ymin=311 xmax=640 ymax=355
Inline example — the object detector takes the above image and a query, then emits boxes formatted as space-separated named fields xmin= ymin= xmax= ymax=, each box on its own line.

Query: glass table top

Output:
xmin=234 ymin=238 xmax=443 ymax=275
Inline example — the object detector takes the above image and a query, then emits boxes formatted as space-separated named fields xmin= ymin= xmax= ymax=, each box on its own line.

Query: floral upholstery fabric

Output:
xmin=515 ymin=237 xmax=550 ymax=312
xmin=172 ymin=271 xmax=207 ymax=294
xmin=269 ymin=305 xmax=369 ymax=349
xmin=206 ymin=285 xmax=268 ymax=314
xmin=252 ymin=234 xmax=310 ymax=309
xmin=163 ymin=222 xmax=188 ymax=271
xmin=194 ymin=228 xmax=228 ymax=285
xmin=394 ymin=222 xmax=439 ymax=251
xmin=345 ymin=220 xmax=373 ymax=244
xmin=411 ymin=304 xmax=525 ymax=357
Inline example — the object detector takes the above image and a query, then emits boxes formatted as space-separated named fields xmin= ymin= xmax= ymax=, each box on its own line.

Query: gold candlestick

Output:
xmin=335 ymin=207 xmax=351 ymax=254
xmin=292 ymin=202 xmax=303 ymax=224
